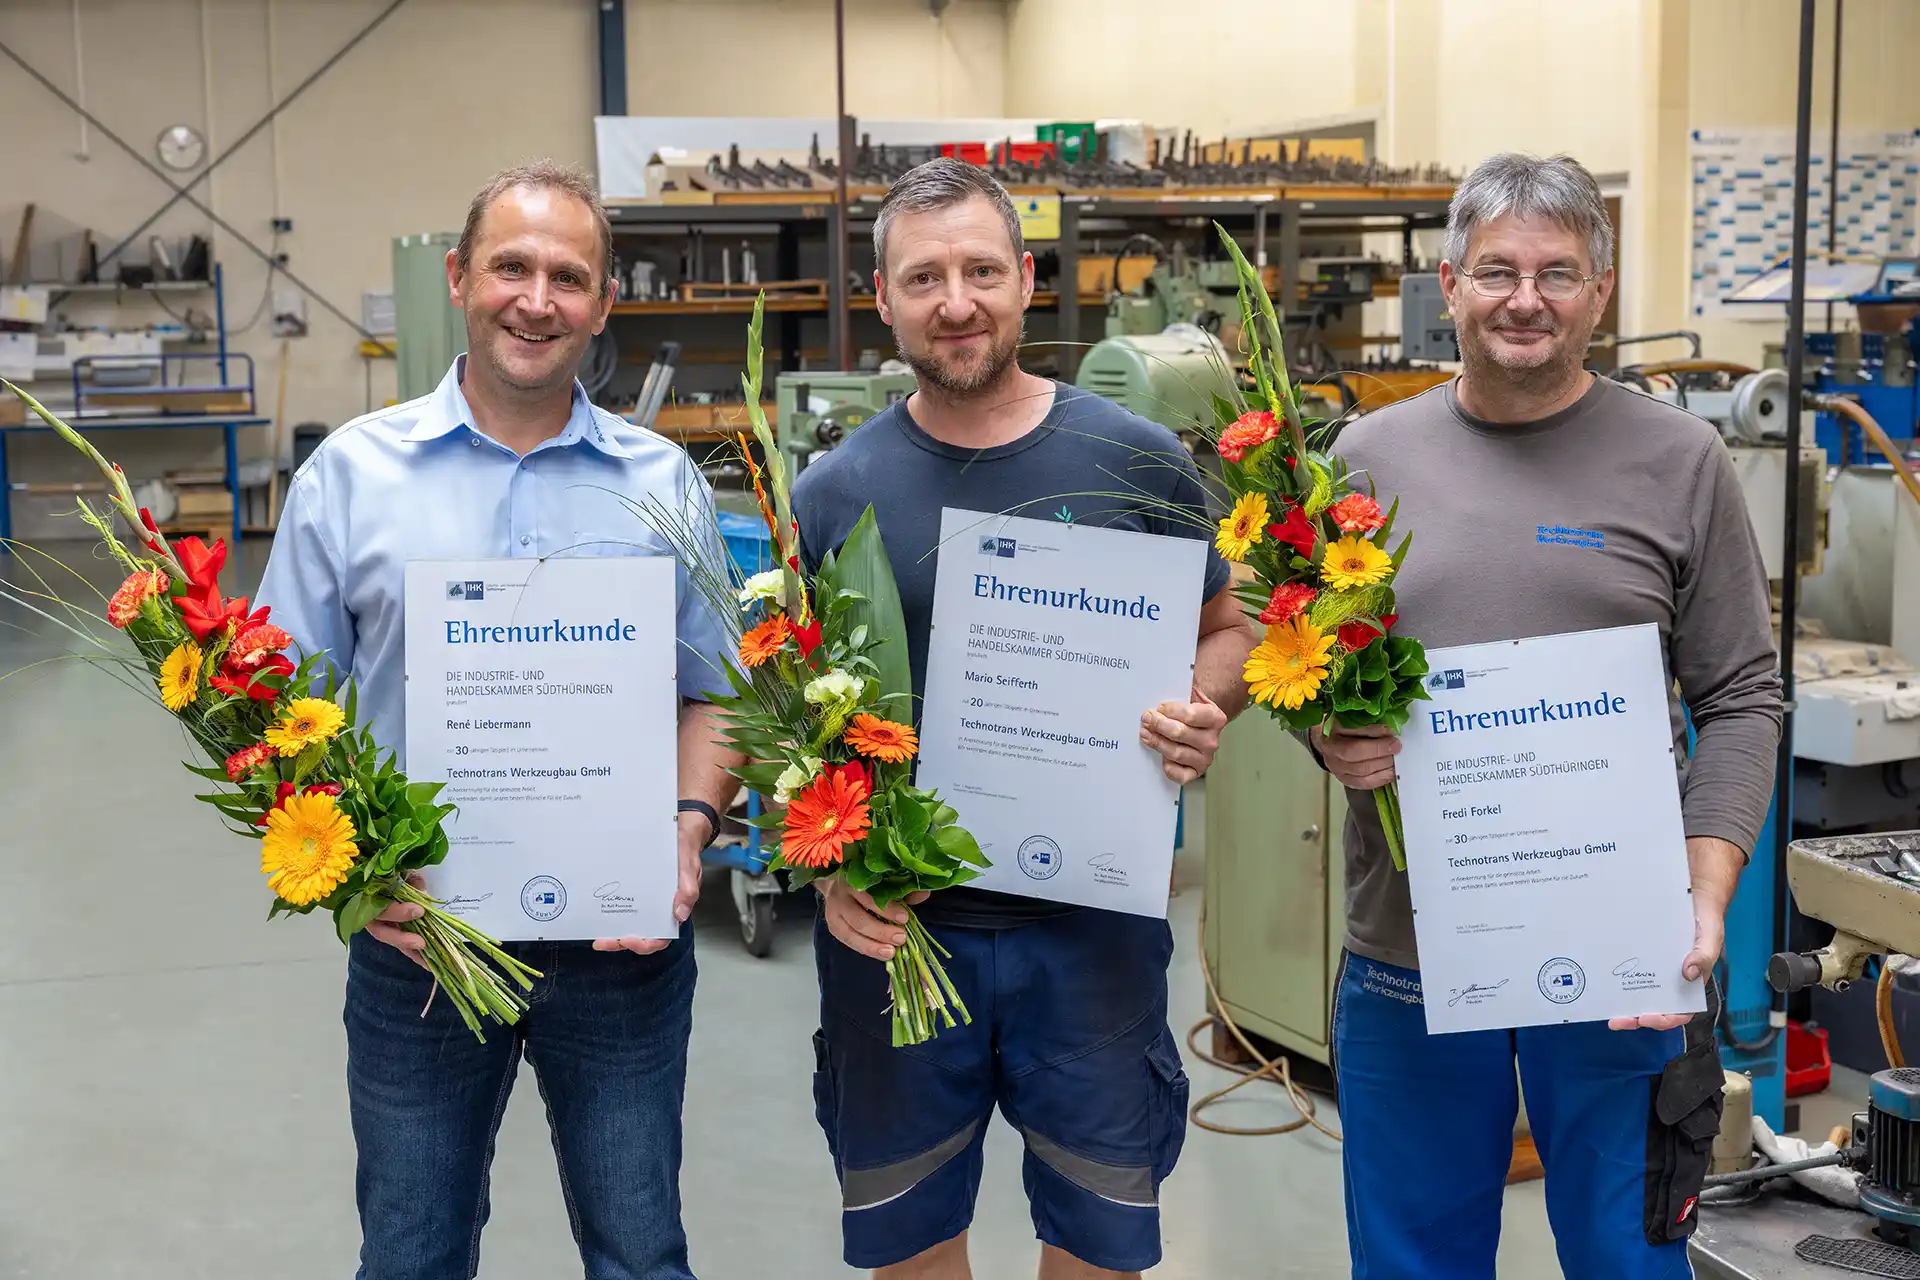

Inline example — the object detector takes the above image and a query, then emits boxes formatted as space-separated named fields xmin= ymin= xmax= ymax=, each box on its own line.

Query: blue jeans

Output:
xmin=344 ymin=928 xmax=697 ymax=1280
xmin=1333 ymin=954 xmax=1717 ymax=1280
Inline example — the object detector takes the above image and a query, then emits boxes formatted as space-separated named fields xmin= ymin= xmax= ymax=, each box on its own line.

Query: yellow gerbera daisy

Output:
xmin=157 ymin=643 xmax=204 ymax=712
xmin=265 ymin=697 xmax=348 ymax=757
xmin=1320 ymin=535 xmax=1393 ymax=590
xmin=260 ymin=790 xmax=359 ymax=905
xmin=1215 ymin=491 xmax=1270 ymax=563
xmin=1244 ymin=616 xmax=1337 ymax=711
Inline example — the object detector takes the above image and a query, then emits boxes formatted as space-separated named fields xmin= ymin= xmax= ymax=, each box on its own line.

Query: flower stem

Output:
xmin=389 ymin=880 xmax=544 ymax=1039
xmin=1376 ymin=783 xmax=1407 ymax=872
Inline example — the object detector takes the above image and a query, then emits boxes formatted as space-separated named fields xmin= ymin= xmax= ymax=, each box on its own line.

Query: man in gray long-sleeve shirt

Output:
xmin=1312 ymin=154 xmax=1781 ymax=1280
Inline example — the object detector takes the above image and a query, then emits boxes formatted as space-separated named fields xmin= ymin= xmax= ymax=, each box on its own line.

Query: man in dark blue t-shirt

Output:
xmin=792 ymin=157 xmax=1256 ymax=1280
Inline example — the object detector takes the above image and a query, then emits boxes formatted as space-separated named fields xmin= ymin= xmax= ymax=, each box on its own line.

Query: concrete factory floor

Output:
xmin=5 ymin=540 xmax=1777 ymax=1279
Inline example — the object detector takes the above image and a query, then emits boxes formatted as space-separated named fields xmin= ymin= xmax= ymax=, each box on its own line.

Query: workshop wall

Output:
xmin=0 ymin=0 xmax=595 ymax=539
xmin=627 ymin=0 xmax=1008 ymax=119
xmin=1685 ymin=0 xmax=1920 ymax=368
xmin=1002 ymin=0 xmax=1356 ymax=139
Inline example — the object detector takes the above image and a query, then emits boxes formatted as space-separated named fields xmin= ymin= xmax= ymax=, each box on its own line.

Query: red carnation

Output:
xmin=254 ymin=780 xmax=342 ymax=826
xmin=1329 ymin=493 xmax=1387 ymax=535
xmin=1217 ymin=411 xmax=1279 ymax=463
xmin=1258 ymin=582 xmax=1318 ymax=625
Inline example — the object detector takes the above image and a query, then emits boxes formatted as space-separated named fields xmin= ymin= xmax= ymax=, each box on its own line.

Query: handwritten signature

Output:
xmin=1447 ymin=979 xmax=1510 ymax=1007
xmin=1612 ymin=958 xmax=1657 ymax=981
xmin=443 ymin=894 xmax=493 ymax=907
xmin=1087 ymin=853 xmax=1116 ymax=869
xmin=594 ymin=882 xmax=636 ymax=901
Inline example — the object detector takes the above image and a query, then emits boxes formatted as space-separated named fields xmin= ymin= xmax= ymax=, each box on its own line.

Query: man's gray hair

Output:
xmin=1443 ymin=153 xmax=1613 ymax=273
xmin=457 ymin=159 xmax=614 ymax=294
xmin=872 ymin=158 xmax=1024 ymax=276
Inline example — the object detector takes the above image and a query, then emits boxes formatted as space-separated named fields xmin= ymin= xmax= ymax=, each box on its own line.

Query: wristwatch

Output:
xmin=678 ymin=799 xmax=721 ymax=849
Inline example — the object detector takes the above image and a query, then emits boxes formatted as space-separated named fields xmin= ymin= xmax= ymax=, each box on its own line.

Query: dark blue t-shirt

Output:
xmin=792 ymin=380 xmax=1230 ymax=928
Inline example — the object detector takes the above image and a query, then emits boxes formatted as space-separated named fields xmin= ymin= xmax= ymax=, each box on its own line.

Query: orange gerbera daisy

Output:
xmin=739 ymin=614 xmax=792 ymax=667
xmin=844 ymin=713 xmax=919 ymax=763
xmin=782 ymin=766 xmax=872 ymax=869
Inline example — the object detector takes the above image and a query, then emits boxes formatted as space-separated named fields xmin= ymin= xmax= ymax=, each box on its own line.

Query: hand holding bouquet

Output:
xmin=639 ymin=301 xmax=987 ymax=1046
xmin=1 ymin=381 xmax=539 ymax=1036
xmin=1200 ymin=230 xmax=1432 ymax=869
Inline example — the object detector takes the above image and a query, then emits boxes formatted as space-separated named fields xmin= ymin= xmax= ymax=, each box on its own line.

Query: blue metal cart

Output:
xmin=704 ymin=510 xmax=785 ymax=956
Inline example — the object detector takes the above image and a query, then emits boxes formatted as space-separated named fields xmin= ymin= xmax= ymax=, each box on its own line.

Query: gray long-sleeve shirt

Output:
xmin=1330 ymin=375 xmax=1782 ymax=969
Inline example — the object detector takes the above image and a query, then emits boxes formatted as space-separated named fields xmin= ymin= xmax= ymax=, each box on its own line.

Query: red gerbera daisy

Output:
xmin=781 ymin=767 xmax=873 ymax=869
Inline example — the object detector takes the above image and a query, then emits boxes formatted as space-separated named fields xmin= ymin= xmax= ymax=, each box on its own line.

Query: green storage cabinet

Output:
xmin=1202 ymin=708 xmax=1348 ymax=1066
xmin=392 ymin=233 xmax=467 ymax=402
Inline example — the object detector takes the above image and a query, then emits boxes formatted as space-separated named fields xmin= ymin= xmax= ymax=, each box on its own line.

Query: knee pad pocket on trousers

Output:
xmin=1641 ymin=1033 xmax=1725 ymax=1245
xmin=1146 ymin=1031 xmax=1191 ymax=1184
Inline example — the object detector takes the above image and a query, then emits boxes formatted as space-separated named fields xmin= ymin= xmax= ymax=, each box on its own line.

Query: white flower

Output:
xmin=737 ymin=569 xmax=787 ymax=610
xmin=773 ymin=755 xmax=823 ymax=806
xmin=803 ymin=669 xmax=861 ymax=709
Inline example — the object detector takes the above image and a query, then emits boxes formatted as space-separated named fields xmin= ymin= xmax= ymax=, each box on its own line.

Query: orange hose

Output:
xmin=1880 ymin=963 xmax=1907 ymax=1070
xmin=1629 ymin=359 xmax=1759 ymax=379
xmin=1821 ymin=396 xmax=1920 ymax=514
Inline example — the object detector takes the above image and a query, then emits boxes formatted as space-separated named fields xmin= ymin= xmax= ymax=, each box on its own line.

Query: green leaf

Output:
xmin=932 ymin=825 xmax=987 ymax=868
xmin=841 ymin=858 xmax=880 ymax=892
xmin=833 ymin=507 xmax=912 ymax=714
xmin=404 ymin=781 xmax=444 ymax=807
xmin=333 ymin=889 xmax=386 ymax=944
xmin=733 ymin=760 xmax=791 ymax=794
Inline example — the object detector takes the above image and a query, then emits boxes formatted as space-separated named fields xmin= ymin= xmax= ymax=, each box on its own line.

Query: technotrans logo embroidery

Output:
xmin=446 ymin=580 xmax=485 ymax=601
xmin=978 ymin=535 xmax=1017 ymax=559
xmin=1537 ymin=523 xmax=1607 ymax=550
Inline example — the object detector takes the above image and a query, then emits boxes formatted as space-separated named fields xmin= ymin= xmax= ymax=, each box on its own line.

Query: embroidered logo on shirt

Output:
xmin=1537 ymin=523 xmax=1606 ymax=550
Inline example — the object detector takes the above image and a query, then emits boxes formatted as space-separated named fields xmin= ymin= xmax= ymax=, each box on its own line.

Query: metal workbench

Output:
xmin=1693 ymin=1191 xmax=1920 ymax=1279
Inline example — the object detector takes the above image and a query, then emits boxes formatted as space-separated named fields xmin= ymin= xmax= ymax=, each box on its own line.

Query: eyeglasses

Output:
xmin=1459 ymin=266 xmax=1599 ymax=303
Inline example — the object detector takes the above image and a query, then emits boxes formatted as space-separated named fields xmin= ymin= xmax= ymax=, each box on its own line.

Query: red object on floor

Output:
xmin=1786 ymin=1021 xmax=1832 ymax=1097
xmin=939 ymin=142 xmax=990 ymax=164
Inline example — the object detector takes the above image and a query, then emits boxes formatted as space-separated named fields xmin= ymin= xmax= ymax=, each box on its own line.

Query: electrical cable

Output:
xmin=1185 ymin=894 xmax=1341 ymax=1141
xmin=0 ymin=35 xmax=386 ymax=347
xmin=93 ymin=0 xmax=411 ymax=272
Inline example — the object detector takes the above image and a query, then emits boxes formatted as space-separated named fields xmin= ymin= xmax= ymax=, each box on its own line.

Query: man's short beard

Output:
xmin=1459 ymin=310 xmax=1585 ymax=391
xmin=897 ymin=323 xmax=1024 ymax=399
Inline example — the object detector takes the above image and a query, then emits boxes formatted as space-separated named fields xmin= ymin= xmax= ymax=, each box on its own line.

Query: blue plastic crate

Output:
xmin=716 ymin=510 xmax=773 ymax=577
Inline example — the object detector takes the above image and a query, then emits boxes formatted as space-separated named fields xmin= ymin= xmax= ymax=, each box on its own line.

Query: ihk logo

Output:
xmin=1428 ymin=669 xmax=1467 ymax=691
xmin=977 ymin=536 xmax=1017 ymax=559
xmin=521 ymin=875 xmax=567 ymax=922
xmin=446 ymin=580 xmax=484 ymax=602
xmin=1538 ymin=957 xmax=1587 ymax=1004
xmin=1017 ymin=835 xmax=1063 ymax=880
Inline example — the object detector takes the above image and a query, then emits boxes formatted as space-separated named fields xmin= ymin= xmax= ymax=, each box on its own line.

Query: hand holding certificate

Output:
xmin=1395 ymin=624 xmax=1706 ymax=1034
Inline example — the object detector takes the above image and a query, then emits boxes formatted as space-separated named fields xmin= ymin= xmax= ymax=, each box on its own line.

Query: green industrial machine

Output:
xmin=1105 ymin=259 xmax=1244 ymax=338
xmin=1202 ymin=709 xmax=1348 ymax=1070
xmin=392 ymin=232 xmax=467 ymax=402
xmin=774 ymin=370 xmax=918 ymax=472
xmin=1072 ymin=328 xmax=1234 ymax=433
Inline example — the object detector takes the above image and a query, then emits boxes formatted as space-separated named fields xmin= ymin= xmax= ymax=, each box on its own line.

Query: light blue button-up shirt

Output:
xmin=257 ymin=358 xmax=730 ymax=768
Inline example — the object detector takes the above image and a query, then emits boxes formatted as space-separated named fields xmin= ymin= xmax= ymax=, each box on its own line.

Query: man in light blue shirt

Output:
xmin=257 ymin=161 xmax=737 ymax=1280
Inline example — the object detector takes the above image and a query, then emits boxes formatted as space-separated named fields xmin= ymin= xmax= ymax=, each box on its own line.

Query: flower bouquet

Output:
xmin=1201 ymin=229 xmax=1432 ymax=869
xmin=1 ymin=381 xmax=539 ymax=1035
xmin=637 ymin=300 xmax=987 ymax=1046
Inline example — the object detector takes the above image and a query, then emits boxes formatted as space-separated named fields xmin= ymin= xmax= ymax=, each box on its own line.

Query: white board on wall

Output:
xmin=1690 ymin=128 xmax=1920 ymax=320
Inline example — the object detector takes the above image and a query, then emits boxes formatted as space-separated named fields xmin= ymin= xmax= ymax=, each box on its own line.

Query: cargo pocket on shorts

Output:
xmin=812 ymin=1028 xmax=841 ymax=1167
xmin=1642 ymin=1022 xmax=1724 ymax=1245
xmin=1147 ymin=1030 xmax=1191 ymax=1185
